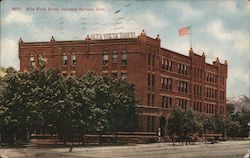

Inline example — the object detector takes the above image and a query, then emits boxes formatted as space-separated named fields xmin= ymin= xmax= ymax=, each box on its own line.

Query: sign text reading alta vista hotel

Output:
xmin=90 ymin=32 xmax=136 ymax=40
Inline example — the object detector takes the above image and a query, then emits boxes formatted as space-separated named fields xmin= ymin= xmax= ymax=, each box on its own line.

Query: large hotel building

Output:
xmin=19 ymin=30 xmax=228 ymax=133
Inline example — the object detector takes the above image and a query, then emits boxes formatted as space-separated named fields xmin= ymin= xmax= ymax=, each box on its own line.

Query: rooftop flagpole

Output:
xmin=179 ymin=25 xmax=192 ymax=49
xmin=190 ymin=25 xmax=192 ymax=48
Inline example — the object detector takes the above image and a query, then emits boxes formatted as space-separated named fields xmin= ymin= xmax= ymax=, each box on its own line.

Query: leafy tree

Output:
xmin=108 ymin=77 xmax=138 ymax=133
xmin=168 ymin=107 xmax=182 ymax=145
xmin=225 ymin=116 xmax=240 ymax=137
xmin=213 ymin=114 xmax=226 ymax=134
xmin=232 ymin=109 xmax=250 ymax=137
xmin=76 ymin=73 xmax=138 ymax=144
xmin=199 ymin=115 xmax=214 ymax=142
xmin=226 ymin=104 xmax=235 ymax=114
xmin=0 ymin=68 xmax=139 ymax=145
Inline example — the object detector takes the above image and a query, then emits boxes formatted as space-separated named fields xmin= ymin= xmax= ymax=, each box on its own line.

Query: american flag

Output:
xmin=179 ymin=26 xmax=191 ymax=36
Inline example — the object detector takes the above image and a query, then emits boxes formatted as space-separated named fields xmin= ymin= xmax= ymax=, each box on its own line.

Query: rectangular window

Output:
xmin=161 ymin=77 xmax=164 ymax=89
xmin=71 ymin=71 xmax=76 ymax=76
xmin=148 ymin=73 xmax=151 ymax=86
xmin=152 ymin=74 xmax=155 ymax=87
xmin=169 ymin=61 xmax=172 ymax=71
xmin=121 ymin=72 xmax=127 ymax=80
xmin=161 ymin=96 xmax=165 ymax=108
xmin=72 ymin=53 xmax=76 ymax=66
xmin=62 ymin=71 xmax=67 ymax=76
xmin=165 ymin=78 xmax=168 ymax=90
xmin=166 ymin=96 xmax=168 ymax=108
xmin=178 ymin=82 xmax=180 ymax=92
xmin=161 ymin=59 xmax=165 ymax=69
xmin=147 ymin=116 xmax=150 ymax=132
xmin=121 ymin=50 xmax=127 ymax=66
xmin=177 ymin=98 xmax=180 ymax=106
xmin=152 ymin=94 xmax=154 ymax=106
xmin=169 ymin=79 xmax=172 ymax=90
xmin=184 ymin=65 xmax=187 ymax=75
xmin=166 ymin=60 xmax=169 ymax=70
xmin=169 ymin=97 xmax=172 ymax=108
xmin=200 ymin=103 xmax=202 ymax=112
xmin=102 ymin=71 xmax=108 ymax=77
xmin=147 ymin=93 xmax=150 ymax=106
xmin=181 ymin=65 xmax=185 ymax=75
xmin=178 ymin=64 xmax=181 ymax=74
xmin=148 ymin=53 xmax=151 ymax=66
xmin=185 ymin=83 xmax=188 ymax=93
xmin=181 ymin=82 xmax=184 ymax=92
xmin=151 ymin=116 xmax=155 ymax=132
xmin=112 ymin=50 xmax=118 ymax=63
xmin=111 ymin=72 xmax=117 ymax=79
xmin=152 ymin=54 xmax=155 ymax=67
xmin=199 ymin=68 xmax=202 ymax=79
xmin=194 ymin=84 xmax=197 ymax=96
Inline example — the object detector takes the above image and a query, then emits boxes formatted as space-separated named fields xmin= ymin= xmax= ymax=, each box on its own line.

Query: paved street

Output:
xmin=0 ymin=140 xmax=249 ymax=158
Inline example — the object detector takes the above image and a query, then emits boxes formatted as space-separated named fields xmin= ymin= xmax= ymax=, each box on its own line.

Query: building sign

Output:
xmin=90 ymin=32 xmax=136 ymax=40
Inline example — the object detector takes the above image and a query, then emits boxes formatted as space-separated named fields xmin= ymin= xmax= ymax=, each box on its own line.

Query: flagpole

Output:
xmin=190 ymin=25 xmax=192 ymax=48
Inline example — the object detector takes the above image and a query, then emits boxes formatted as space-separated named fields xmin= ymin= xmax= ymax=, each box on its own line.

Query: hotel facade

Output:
xmin=18 ymin=30 xmax=228 ymax=133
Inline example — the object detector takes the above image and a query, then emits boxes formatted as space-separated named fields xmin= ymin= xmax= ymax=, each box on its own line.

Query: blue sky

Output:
xmin=0 ymin=0 xmax=249 ymax=98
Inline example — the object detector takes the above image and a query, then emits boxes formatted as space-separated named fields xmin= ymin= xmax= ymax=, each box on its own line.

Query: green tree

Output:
xmin=108 ymin=77 xmax=138 ymax=133
xmin=0 ymin=69 xmax=139 ymax=145
xmin=225 ymin=116 xmax=240 ymax=137
xmin=167 ymin=107 xmax=180 ymax=145
xmin=226 ymin=104 xmax=235 ymax=115
xmin=232 ymin=109 xmax=250 ymax=137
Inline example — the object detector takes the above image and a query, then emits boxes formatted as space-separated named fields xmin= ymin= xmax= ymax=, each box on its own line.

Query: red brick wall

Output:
xmin=19 ymin=32 xmax=228 ymax=132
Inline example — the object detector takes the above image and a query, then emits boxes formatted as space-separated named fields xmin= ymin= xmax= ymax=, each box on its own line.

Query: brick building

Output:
xmin=18 ymin=30 xmax=228 ymax=133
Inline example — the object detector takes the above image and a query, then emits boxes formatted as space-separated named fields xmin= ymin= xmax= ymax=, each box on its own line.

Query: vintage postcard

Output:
xmin=0 ymin=0 xmax=249 ymax=158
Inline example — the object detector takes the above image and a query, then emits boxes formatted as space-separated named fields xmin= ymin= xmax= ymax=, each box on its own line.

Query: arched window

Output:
xmin=72 ymin=52 xmax=76 ymax=66
xmin=29 ymin=54 xmax=35 ymax=68
xmin=102 ymin=50 xmax=108 ymax=66
xmin=38 ymin=53 xmax=43 ymax=67
xmin=62 ymin=53 xmax=67 ymax=65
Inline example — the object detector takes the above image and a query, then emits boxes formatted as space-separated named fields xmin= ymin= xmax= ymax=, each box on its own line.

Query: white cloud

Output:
xmin=229 ymin=67 xmax=249 ymax=84
xmin=170 ymin=1 xmax=203 ymax=21
xmin=0 ymin=38 xmax=19 ymax=69
xmin=141 ymin=12 xmax=168 ymax=30
xmin=206 ymin=19 xmax=232 ymax=41
xmin=4 ymin=11 xmax=33 ymax=24
xmin=233 ymin=31 xmax=249 ymax=55
xmin=219 ymin=1 xmax=238 ymax=12
xmin=94 ymin=1 xmax=109 ymax=16
xmin=204 ymin=19 xmax=249 ymax=58
xmin=194 ymin=43 xmax=227 ymax=63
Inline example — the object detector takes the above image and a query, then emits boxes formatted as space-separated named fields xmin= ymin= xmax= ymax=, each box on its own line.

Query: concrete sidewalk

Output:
xmin=0 ymin=140 xmax=249 ymax=158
